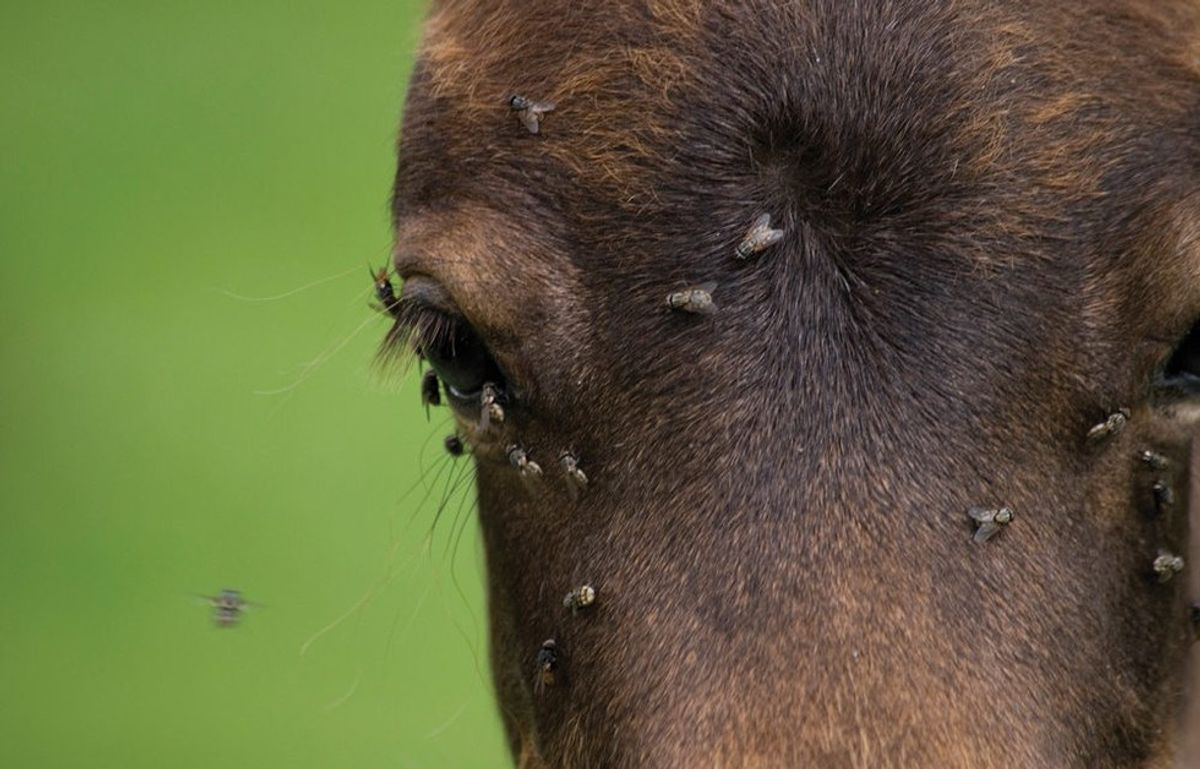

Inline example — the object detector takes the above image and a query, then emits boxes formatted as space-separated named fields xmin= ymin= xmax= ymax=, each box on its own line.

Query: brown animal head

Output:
xmin=385 ymin=1 xmax=1200 ymax=766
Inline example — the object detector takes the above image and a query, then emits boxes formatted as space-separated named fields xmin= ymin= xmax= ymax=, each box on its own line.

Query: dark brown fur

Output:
xmin=389 ymin=1 xmax=1200 ymax=766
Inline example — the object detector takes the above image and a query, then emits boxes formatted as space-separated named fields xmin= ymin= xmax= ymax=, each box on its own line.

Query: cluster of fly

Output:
xmin=1136 ymin=449 xmax=1177 ymax=517
xmin=665 ymin=213 xmax=786 ymax=317
xmin=531 ymin=587 xmax=599 ymax=694
xmin=1085 ymin=417 xmax=1188 ymax=590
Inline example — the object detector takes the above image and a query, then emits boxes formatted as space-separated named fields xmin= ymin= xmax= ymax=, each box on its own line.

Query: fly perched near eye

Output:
xmin=734 ymin=213 xmax=785 ymax=260
xmin=563 ymin=584 xmax=596 ymax=614
xmin=1087 ymin=408 xmax=1130 ymax=443
xmin=369 ymin=266 xmax=399 ymax=317
xmin=421 ymin=369 xmax=441 ymax=419
xmin=508 ymin=95 xmax=555 ymax=135
xmin=558 ymin=451 xmax=588 ymax=498
xmin=507 ymin=444 xmax=543 ymax=480
xmin=535 ymin=638 xmax=559 ymax=693
xmin=968 ymin=506 xmax=1014 ymax=544
xmin=1152 ymin=481 xmax=1176 ymax=516
xmin=480 ymin=382 xmax=505 ymax=430
xmin=444 ymin=434 xmax=465 ymax=457
xmin=1138 ymin=450 xmax=1172 ymax=471
xmin=199 ymin=589 xmax=257 ymax=628
xmin=1153 ymin=551 xmax=1185 ymax=583
xmin=666 ymin=282 xmax=718 ymax=315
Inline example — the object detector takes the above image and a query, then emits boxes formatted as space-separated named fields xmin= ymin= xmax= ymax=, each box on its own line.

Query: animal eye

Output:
xmin=422 ymin=314 xmax=505 ymax=399
xmin=1161 ymin=318 xmax=1200 ymax=394
xmin=384 ymin=288 xmax=507 ymax=402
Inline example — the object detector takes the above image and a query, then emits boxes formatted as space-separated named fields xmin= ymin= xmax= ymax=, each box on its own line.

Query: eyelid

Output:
xmin=398 ymin=275 xmax=462 ymax=318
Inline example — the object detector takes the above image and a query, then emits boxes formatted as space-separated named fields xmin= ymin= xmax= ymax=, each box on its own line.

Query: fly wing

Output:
xmin=564 ymin=474 xmax=582 ymax=501
xmin=567 ymin=467 xmax=588 ymax=495
xmin=758 ymin=227 xmax=784 ymax=249
xmin=973 ymin=521 xmax=1000 ymax=544
xmin=518 ymin=110 xmax=542 ymax=135
xmin=967 ymin=507 xmax=993 ymax=525
xmin=749 ymin=213 xmax=772 ymax=233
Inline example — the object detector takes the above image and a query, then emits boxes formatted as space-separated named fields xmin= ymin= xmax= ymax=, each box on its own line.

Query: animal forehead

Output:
xmin=401 ymin=0 xmax=708 ymax=213
xmin=398 ymin=0 xmax=1200 ymax=309
xmin=406 ymin=1 xmax=1193 ymax=199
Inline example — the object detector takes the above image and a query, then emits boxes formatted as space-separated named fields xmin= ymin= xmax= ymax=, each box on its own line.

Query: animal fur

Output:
xmin=390 ymin=1 xmax=1200 ymax=766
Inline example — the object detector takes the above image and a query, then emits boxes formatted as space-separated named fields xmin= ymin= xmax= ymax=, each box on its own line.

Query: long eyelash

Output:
xmin=377 ymin=295 xmax=462 ymax=372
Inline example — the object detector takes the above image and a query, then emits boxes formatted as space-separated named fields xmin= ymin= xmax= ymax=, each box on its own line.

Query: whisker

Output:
xmin=321 ymin=671 xmax=362 ymax=712
xmin=424 ymin=702 xmax=469 ymax=740
xmin=424 ymin=498 xmax=490 ymax=700
xmin=299 ymin=444 xmax=455 ymax=657
xmin=445 ymin=480 xmax=482 ymax=655
xmin=388 ymin=416 xmax=455 ymax=545
xmin=423 ymin=460 xmax=474 ymax=550
xmin=254 ymin=312 xmax=383 ymax=397
xmin=216 ymin=264 xmax=362 ymax=303
xmin=381 ymin=578 xmax=432 ymax=670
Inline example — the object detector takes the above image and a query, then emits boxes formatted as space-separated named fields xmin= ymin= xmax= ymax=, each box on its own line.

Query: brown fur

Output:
xmin=390 ymin=1 xmax=1200 ymax=766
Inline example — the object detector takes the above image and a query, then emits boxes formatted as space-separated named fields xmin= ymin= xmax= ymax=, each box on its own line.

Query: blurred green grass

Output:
xmin=0 ymin=2 xmax=508 ymax=766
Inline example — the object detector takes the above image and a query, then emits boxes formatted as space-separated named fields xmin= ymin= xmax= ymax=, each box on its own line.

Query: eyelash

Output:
xmin=379 ymin=296 xmax=462 ymax=367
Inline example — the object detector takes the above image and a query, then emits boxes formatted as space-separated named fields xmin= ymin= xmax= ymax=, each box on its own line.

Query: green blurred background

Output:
xmin=0 ymin=2 xmax=510 ymax=766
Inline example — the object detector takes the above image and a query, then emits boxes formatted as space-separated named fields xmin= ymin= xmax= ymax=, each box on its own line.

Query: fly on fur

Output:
xmin=666 ymin=282 xmax=718 ymax=315
xmin=1152 ymin=481 xmax=1176 ymax=516
xmin=535 ymin=639 xmax=559 ymax=693
xmin=559 ymin=451 xmax=588 ymax=498
xmin=369 ymin=266 xmax=400 ymax=317
xmin=508 ymin=95 xmax=555 ymax=135
xmin=1138 ymin=450 xmax=1172 ymax=471
xmin=968 ymin=506 xmax=1014 ymax=544
xmin=734 ymin=213 xmax=784 ymax=260
xmin=507 ymin=444 xmax=543 ymax=480
xmin=421 ymin=369 xmax=441 ymax=418
xmin=1087 ymin=408 xmax=1130 ymax=443
xmin=1153 ymin=552 xmax=1185 ymax=583
xmin=480 ymin=382 xmax=506 ymax=430
xmin=563 ymin=584 xmax=596 ymax=614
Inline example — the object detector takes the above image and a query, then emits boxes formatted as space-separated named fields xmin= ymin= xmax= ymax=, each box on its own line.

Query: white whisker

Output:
xmin=216 ymin=265 xmax=362 ymax=303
